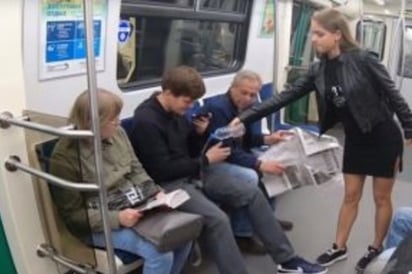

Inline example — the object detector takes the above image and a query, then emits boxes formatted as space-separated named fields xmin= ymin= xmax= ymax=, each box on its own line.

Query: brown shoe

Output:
xmin=236 ymin=236 xmax=267 ymax=255
xmin=278 ymin=219 xmax=294 ymax=231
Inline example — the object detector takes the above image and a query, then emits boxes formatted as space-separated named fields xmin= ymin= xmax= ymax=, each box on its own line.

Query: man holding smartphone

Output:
xmin=194 ymin=70 xmax=295 ymax=252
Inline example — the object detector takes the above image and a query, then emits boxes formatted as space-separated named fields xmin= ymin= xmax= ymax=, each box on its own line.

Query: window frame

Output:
xmin=397 ymin=25 xmax=412 ymax=78
xmin=356 ymin=19 xmax=387 ymax=61
xmin=118 ymin=0 xmax=252 ymax=91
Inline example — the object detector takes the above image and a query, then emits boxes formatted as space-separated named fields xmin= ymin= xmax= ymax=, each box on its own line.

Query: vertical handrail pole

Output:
xmin=272 ymin=0 xmax=279 ymax=94
xmin=398 ymin=0 xmax=406 ymax=91
xmin=271 ymin=0 xmax=280 ymax=130
xmin=359 ymin=0 xmax=364 ymax=48
xmin=82 ymin=1 xmax=117 ymax=273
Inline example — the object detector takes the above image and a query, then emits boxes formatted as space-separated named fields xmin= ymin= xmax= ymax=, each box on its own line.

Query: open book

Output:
xmin=136 ymin=189 xmax=190 ymax=212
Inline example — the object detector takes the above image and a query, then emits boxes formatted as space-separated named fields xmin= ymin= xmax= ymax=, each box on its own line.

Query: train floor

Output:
xmin=180 ymin=128 xmax=412 ymax=274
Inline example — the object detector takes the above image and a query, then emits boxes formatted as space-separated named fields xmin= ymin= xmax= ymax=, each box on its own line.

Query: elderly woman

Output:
xmin=49 ymin=89 xmax=190 ymax=274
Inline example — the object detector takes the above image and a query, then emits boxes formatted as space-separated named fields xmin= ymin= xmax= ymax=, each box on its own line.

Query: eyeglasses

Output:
xmin=108 ymin=116 xmax=120 ymax=125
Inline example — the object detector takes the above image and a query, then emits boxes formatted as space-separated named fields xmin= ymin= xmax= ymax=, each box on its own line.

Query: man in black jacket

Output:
xmin=129 ymin=66 xmax=327 ymax=274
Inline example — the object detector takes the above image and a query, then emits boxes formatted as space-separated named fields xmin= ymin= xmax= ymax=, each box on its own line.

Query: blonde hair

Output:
xmin=68 ymin=89 xmax=123 ymax=129
xmin=312 ymin=8 xmax=359 ymax=52
xmin=231 ymin=70 xmax=262 ymax=89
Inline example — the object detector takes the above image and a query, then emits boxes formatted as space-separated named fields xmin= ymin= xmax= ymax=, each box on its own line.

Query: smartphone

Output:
xmin=191 ymin=113 xmax=210 ymax=120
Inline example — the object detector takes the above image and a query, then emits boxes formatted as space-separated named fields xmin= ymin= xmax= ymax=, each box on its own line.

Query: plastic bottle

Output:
xmin=212 ymin=124 xmax=246 ymax=140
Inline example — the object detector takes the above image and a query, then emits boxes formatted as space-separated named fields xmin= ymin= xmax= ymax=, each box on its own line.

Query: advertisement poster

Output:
xmin=259 ymin=0 xmax=275 ymax=38
xmin=39 ymin=0 xmax=107 ymax=80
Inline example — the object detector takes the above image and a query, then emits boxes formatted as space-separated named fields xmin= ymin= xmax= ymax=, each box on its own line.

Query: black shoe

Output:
xmin=355 ymin=245 xmax=383 ymax=273
xmin=278 ymin=219 xmax=294 ymax=231
xmin=316 ymin=243 xmax=348 ymax=266
xmin=236 ymin=236 xmax=267 ymax=255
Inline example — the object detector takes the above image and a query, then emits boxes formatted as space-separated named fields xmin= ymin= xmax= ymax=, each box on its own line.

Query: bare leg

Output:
xmin=372 ymin=176 xmax=395 ymax=249
xmin=335 ymin=174 xmax=366 ymax=248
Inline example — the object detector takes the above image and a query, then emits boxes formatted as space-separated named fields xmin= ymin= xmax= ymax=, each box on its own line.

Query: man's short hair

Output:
xmin=161 ymin=66 xmax=206 ymax=100
xmin=231 ymin=70 xmax=262 ymax=89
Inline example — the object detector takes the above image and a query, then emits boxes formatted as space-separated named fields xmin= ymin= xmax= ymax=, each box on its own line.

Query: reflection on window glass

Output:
xmin=356 ymin=20 xmax=386 ymax=60
xmin=200 ymin=0 xmax=246 ymax=13
xmin=398 ymin=26 xmax=412 ymax=78
xmin=118 ymin=16 xmax=238 ymax=86
xmin=117 ymin=1 xmax=249 ymax=89
xmin=136 ymin=0 xmax=194 ymax=7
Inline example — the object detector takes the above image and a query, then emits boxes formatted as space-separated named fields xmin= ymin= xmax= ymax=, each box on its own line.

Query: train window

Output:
xmin=117 ymin=0 xmax=251 ymax=90
xmin=127 ymin=0 xmax=195 ymax=8
xmin=356 ymin=20 xmax=386 ymax=61
xmin=398 ymin=26 xmax=412 ymax=78
xmin=199 ymin=0 xmax=247 ymax=13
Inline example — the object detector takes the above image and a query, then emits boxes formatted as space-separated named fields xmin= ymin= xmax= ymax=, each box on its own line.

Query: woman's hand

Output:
xmin=406 ymin=139 xmax=412 ymax=146
xmin=155 ymin=191 xmax=166 ymax=200
xmin=118 ymin=208 xmax=143 ymax=227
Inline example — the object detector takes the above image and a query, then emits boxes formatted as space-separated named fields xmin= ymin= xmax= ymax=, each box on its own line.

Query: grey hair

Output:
xmin=231 ymin=70 xmax=263 ymax=88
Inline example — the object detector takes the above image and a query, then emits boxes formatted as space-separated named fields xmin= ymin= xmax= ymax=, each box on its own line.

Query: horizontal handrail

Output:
xmin=285 ymin=65 xmax=310 ymax=71
xmin=0 ymin=112 xmax=93 ymax=138
xmin=37 ymin=244 xmax=96 ymax=274
xmin=5 ymin=156 xmax=99 ymax=192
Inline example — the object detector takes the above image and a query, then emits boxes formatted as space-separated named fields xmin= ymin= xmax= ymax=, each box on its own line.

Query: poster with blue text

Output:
xmin=39 ymin=0 xmax=107 ymax=80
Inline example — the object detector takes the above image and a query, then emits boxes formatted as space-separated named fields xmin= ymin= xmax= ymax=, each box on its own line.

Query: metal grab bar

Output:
xmin=285 ymin=65 xmax=310 ymax=71
xmin=4 ymin=156 xmax=99 ymax=192
xmin=37 ymin=244 xmax=96 ymax=274
xmin=0 ymin=112 xmax=94 ymax=138
xmin=82 ymin=1 xmax=116 ymax=273
xmin=398 ymin=0 xmax=406 ymax=92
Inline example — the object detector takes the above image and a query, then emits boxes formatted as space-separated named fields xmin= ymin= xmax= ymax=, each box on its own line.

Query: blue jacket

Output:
xmin=198 ymin=92 xmax=266 ymax=169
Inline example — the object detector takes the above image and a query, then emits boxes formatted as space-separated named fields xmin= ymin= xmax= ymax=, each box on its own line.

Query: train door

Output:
xmin=283 ymin=0 xmax=317 ymax=126
xmin=392 ymin=0 xmax=412 ymax=107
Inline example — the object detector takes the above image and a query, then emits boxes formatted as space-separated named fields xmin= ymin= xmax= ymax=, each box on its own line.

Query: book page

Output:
xmin=137 ymin=189 xmax=190 ymax=212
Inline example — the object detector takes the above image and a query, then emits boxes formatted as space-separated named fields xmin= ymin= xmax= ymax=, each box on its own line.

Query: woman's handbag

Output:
xmin=133 ymin=209 xmax=203 ymax=252
xmin=88 ymin=185 xmax=204 ymax=252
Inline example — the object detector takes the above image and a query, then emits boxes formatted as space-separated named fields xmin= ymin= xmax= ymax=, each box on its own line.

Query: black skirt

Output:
xmin=343 ymin=118 xmax=403 ymax=178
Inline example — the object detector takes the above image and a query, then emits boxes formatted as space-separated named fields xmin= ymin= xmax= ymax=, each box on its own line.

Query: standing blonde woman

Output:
xmin=232 ymin=8 xmax=412 ymax=273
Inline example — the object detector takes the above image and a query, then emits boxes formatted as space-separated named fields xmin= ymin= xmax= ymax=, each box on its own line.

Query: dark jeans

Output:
xmin=162 ymin=180 xmax=248 ymax=274
xmin=203 ymin=163 xmax=295 ymax=264
xmin=162 ymin=170 xmax=295 ymax=274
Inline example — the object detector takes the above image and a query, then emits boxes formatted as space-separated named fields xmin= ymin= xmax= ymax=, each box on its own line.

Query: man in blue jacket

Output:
xmin=199 ymin=70 xmax=292 ymax=175
xmin=196 ymin=70 xmax=294 ymax=250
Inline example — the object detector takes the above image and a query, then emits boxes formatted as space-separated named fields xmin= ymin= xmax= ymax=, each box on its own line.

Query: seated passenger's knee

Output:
xmin=208 ymin=209 xmax=231 ymax=229
xmin=393 ymin=207 xmax=412 ymax=220
xmin=242 ymin=168 xmax=259 ymax=186
xmin=144 ymin=250 xmax=174 ymax=267
xmin=392 ymin=207 xmax=412 ymax=229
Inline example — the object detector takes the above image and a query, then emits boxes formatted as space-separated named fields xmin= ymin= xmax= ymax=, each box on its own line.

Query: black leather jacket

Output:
xmin=239 ymin=49 xmax=412 ymax=138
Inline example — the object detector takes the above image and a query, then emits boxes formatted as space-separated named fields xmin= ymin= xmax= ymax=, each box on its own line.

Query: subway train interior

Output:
xmin=1 ymin=0 xmax=412 ymax=273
